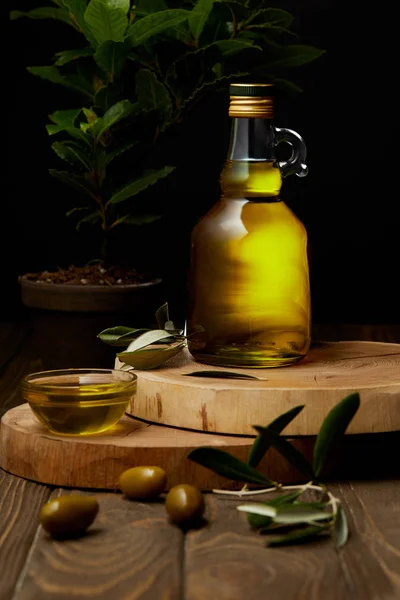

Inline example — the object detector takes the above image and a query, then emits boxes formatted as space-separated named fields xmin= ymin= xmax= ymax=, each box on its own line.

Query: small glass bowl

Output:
xmin=22 ymin=368 xmax=137 ymax=436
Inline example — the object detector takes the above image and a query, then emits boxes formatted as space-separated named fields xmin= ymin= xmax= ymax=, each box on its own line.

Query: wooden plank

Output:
xmin=331 ymin=481 xmax=400 ymax=599
xmin=185 ymin=491 xmax=351 ymax=600
xmin=14 ymin=489 xmax=184 ymax=600
xmin=0 ymin=470 xmax=51 ymax=600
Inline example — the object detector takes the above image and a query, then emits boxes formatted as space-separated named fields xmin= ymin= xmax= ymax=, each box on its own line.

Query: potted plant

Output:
xmin=11 ymin=0 xmax=323 ymax=368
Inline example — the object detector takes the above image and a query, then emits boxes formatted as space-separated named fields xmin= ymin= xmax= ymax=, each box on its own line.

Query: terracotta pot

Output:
xmin=20 ymin=277 xmax=164 ymax=370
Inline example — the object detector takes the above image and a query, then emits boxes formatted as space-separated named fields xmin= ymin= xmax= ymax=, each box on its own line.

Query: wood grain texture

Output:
xmin=120 ymin=341 xmax=400 ymax=435
xmin=185 ymin=490 xmax=350 ymax=600
xmin=0 ymin=470 xmax=51 ymax=600
xmin=0 ymin=404 xmax=316 ymax=489
xmin=14 ymin=488 xmax=183 ymax=600
xmin=329 ymin=481 xmax=400 ymax=599
xmin=185 ymin=482 xmax=400 ymax=600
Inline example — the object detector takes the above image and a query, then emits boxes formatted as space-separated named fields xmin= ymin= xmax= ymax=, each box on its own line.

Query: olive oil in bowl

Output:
xmin=22 ymin=369 xmax=137 ymax=436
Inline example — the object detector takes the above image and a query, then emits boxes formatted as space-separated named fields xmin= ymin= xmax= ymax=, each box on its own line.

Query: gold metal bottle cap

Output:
xmin=229 ymin=83 xmax=274 ymax=118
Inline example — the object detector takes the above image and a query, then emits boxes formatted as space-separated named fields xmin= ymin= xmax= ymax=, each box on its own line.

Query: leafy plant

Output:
xmin=11 ymin=0 xmax=324 ymax=266
xmin=188 ymin=393 xmax=360 ymax=548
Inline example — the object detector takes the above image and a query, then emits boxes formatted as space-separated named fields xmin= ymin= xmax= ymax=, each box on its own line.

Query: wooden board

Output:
xmin=0 ymin=404 xmax=317 ymax=489
xmin=118 ymin=341 xmax=400 ymax=435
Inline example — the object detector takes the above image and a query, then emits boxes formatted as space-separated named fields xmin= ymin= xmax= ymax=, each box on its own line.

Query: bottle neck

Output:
xmin=228 ymin=118 xmax=275 ymax=161
xmin=222 ymin=117 xmax=282 ymax=199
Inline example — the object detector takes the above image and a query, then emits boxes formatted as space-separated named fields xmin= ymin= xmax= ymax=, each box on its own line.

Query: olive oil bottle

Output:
xmin=187 ymin=83 xmax=310 ymax=368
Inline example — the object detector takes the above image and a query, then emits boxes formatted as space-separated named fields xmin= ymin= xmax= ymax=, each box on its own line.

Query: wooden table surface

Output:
xmin=1 ymin=320 xmax=399 ymax=600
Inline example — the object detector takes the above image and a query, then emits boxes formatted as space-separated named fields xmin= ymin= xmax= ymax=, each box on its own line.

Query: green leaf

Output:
xmin=94 ymin=40 xmax=131 ymax=78
xmin=182 ymin=371 xmax=263 ymax=380
xmin=247 ymin=490 xmax=302 ymax=529
xmin=164 ymin=321 xmax=183 ymax=336
xmin=180 ymin=70 xmax=249 ymax=109
xmin=187 ymin=448 xmax=273 ymax=485
xmin=189 ymin=0 xmax=214 ymax=41
xmin=54 ymin=47 xmax=94 ymax=66
xmin=97 ymin=326 xmax=150 ymax=346
xmin=155 ymin=302 xmax=169 ymax=329
xmin=114 ymin=213 xmax=162 ymax=226
xmin=213 ymin=39 xmax=260 ymax=57
xmin=274 ymin=505 xmax=331 ymax=524
xmin=92 ymin=99 xmax=135 ymax=138
xmin=313 ymin=393 xmax=360 ymax=478
xmin=51 ymin=141 xmax=92 ymax=169
xmin=49 ymin=169 xmax=96 ymax=199
xmin=266 ymin=43 xmax=325 ymax=68
xmin=127 ymin=10 xmax=189 ymax=46
xmin=118 ymin=343 xmax=186 ymax=369
xmin=238 ymin=503 xmax=330 ymax=524
xmin=10 ymin=7 xmax=71 ymax=24
xmin=253 ymin=426 xmax=315 ymax=481
xmin=27 ymin=66 xmax=94 ymax=99
xmin=105 ymin=141 xmax=138 ymax=165
xmin=76 ymin=211 xmax=102 ymax=230
xmin=47 ymin=110 xmax=91 ymax=145
xmin=125 ymin=329 xmax=172 ymax=352
xmin=267 ymin=525 xmax=328 ymax=547
xmin=136 ymin=69 xmax=172 ymax=121
xmin=63 ymin=0 xmax=98 ymax=45
xmin=49 ymin=108 xmax=82 ymax=128
xmin=109 ymin=166 xmax=175 ymax=205
xmin=245 ymin=8 xmax=294 ymax=29
xmin=84 ymin=0 xmax=129 ymax=44
xmin=334 ymin=505 xmax=349 ymax=548
xmin=248 ymin=406 xmax=304 ymax=468
xmin=66 ymin=207 xmax=89 ymax=217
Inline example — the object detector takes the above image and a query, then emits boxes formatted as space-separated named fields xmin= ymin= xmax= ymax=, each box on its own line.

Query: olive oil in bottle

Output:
xmin=187 ymin=83 xmax=310 ymax=368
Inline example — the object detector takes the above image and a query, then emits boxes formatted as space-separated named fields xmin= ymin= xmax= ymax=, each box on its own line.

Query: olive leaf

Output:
xmin=187 ymin=448 xmax=274 ymax=485
xmin=97 ymin=326 xmax=150 ymax=346
xmin=164 ymin=320 xmax=184 ymax=335
xmin=253 ymin=426 xmax=315 ymax=481
xmin=117 ymin=342 xmax=186 ymax=369
xmin=182 ymin=371 xmax=264 ymax=380
xmin=248 ymin=405 xmax=304 ymax=468
xmin=124 ymin=329 xmax=174 ymax=352
xmin=267 ymin=525 xmax=329 ymax=547
xmin=155 ymin=302 xmax=169 ymax=329
xmin=237 ymin=503 xmax=330 ymax=524
xmin=313 ymin=393 xmax=360 ymax=478
xmin=247 ymin=490 xmax=302 ymax=529
xmin=334 ymin=504 xmax=349 ymax=548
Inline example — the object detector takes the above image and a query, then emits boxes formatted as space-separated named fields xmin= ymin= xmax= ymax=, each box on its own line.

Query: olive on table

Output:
xmin=165 ymin=484 xmax=205 ymax=524
xmin=40 ymin=495 xmax=99 ymax=537
xmin=119 ymin=466 xmax=167 ymax=500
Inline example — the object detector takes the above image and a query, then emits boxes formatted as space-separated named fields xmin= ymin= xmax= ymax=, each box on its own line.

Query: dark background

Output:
xmin=5 ymin=1 xmax=400 ymax=325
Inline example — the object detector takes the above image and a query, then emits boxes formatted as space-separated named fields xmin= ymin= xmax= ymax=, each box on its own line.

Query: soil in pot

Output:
xmin=21 ymin=264 xmax=165 ymax=370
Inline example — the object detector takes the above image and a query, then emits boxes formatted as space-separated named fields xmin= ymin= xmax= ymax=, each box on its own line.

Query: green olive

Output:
xmin=119 ymin=466 xmax=167 ymax=500
xmin=165 ymin=484 xmax=205 ymax=524
xmin=40 ymin=495 xmax=99 ymax=537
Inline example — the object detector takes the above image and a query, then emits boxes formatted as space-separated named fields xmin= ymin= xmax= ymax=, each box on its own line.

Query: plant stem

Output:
xmin=213 ymin=482 xmax=326 ymax=497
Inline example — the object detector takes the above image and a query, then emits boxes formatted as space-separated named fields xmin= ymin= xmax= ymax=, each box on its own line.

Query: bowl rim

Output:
xmin=21 ymin=367 xmax=137 ymax=395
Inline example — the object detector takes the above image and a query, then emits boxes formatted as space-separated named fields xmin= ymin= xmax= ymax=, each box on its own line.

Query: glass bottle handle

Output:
xmin=274 ymin=127 xmax=308 ymax=178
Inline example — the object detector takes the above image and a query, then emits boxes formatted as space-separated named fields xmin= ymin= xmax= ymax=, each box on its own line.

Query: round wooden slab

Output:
xmin=119 ymin=341 xmax=400 ymax=435
xmin=0 ymin=404 xmax=314 ymax=489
